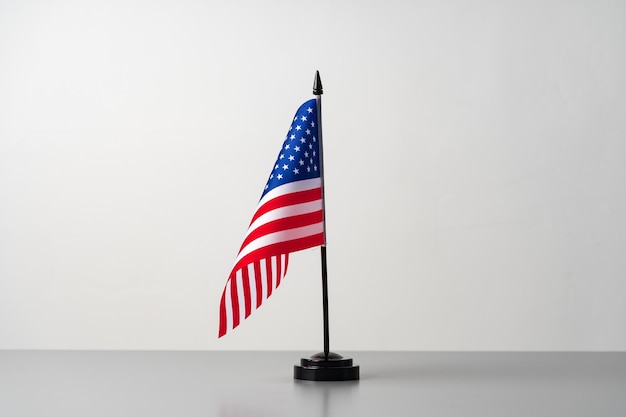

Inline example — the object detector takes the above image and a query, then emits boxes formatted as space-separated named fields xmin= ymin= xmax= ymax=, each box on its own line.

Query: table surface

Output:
xmin=1 ymin=351 xmax=624 ymax=416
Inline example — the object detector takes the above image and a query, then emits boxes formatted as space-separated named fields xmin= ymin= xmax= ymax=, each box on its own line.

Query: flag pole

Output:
xmin=293 ymin=71 xmax=359 ymax=381
xmin=313 ymin=71 xmax=331 ymax=360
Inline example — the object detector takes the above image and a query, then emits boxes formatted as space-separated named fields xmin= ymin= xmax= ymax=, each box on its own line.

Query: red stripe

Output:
xmin=231 ymin=232 xmax=324 ymax=276
xmin=230 ymin=276 xmax=240 ymax=329
xmin=250 ymin=188 xmax=322 ymax=225
xmin=242 ymin=266 xmax=252 ymax=318
xmin=254 ymin=261 xmax=263 ymax=309
xmin=218 ymin=291 xmax=227 ymax=338
xmin=240 ymin=210 xmax=323 ymax=252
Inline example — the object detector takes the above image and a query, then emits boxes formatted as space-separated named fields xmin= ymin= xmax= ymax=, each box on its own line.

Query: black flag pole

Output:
xmin=313 ymin=71 xmax=331 ymax=360
xmin=293 ymin=71 xmax=359 ymax=381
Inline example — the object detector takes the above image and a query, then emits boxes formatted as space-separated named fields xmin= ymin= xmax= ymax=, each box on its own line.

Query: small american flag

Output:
xmin=219 ymin=98 xmax=324 ymax=337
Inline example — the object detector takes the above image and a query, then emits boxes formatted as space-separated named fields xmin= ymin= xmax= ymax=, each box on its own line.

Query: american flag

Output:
xmin=219 ymin=98 xmax=324 ymax=337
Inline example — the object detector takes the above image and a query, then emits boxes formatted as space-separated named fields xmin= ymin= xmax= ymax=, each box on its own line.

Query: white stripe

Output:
xmin=258 ymin=178 xmax=321 ymax=208
xmin=271 ymin=256 xmax=279 ymax=290
xmin=260 ymin=258 xmax=268 ymax=302
xmin=234 ymin=222 xmax=324 ymax=266
xmin=247 ymin=199 xmax=322 ymax=235
xmin=225 ymin=279 xmax=233 ymax=333
xmin=236 ymin=269 xmax=246 ymax=325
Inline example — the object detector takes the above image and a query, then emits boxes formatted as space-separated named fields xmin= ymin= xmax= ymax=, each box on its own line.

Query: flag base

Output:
xmin=293 ymin=352 xmax=360 ymax=381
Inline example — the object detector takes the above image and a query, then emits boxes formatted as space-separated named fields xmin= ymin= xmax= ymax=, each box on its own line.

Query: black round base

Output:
xmin=294 ymin=352 xmax=360 ymax=381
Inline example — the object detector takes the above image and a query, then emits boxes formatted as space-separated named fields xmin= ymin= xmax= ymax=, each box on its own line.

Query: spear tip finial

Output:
xmin=313 ymin=70 xmax=323 ymax=95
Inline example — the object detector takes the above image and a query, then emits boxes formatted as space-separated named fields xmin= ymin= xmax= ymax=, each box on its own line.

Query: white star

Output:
xmin=274 ymin=164 xmax=279 ymax=169
xmin=306 ymin=129 xmax=311 ymax=135
xmin=309 ymin=144 xmax=313 ymax=149
xmin=290 ymin=134 xmax=296 ymax=140
xmin=277 ymin=174 xmax=283 ymax=179
xmin=300 ymin=138 xmax=306 ymax=144
xmin=279 ymin=154 xmax=284 ymax=159
xmin=270 ymin=174 xmax=274 ymax=179
xmin=294 ymin=146 xmax=300 ymax=152
xmin=307 ymin=107 xmax=313 ymax=113
xmin=307 ymin=166 xmax=311 ymax=172
xmin=304 ymin=151 xmax=309 ymax=157
xmin=283 ymin=164 xmax=288 ymax=170
xmin=313 ymin=151 xmax=316 ymax=156
xmin=310 ymin=158 xmax=313 ymax=164
xmin=295 ymin=125 xmax=301 ymax=131
xmin=288 ymin=155 xmax=295 ymax=161
xmin=299 ymin=159 xmax=304 ymax=166
xmin=300 ymin=116 xmax=307 ymax=121
xmin=285 ymin=144 xmax=290 ymax=149
xmin=314 ymin=165 xmax=318 ymax=171
xmin=311 ymin=122 xmax=315 ymax=127
xmin=293 ymin=168 xmax=299 ymax=174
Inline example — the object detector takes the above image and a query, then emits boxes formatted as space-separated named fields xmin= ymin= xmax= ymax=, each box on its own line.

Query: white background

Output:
xmin=1 ymin=0 xmax=625 ymax=351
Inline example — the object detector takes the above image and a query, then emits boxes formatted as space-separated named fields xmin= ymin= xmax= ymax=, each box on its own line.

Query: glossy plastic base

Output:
xmin=294 ymin=352 xmax=360 ymax=381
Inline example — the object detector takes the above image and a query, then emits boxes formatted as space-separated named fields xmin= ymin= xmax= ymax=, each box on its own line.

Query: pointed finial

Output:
xmin=313 ymin=70 xmax=323 ymax=95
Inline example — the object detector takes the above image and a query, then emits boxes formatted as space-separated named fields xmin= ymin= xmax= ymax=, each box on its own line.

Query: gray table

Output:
xmin=1 ymin=351 xmax=624 ymax=416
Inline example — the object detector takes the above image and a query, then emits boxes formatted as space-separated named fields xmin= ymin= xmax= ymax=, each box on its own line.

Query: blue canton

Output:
xmin=261 ymin=98 xmax=320 ymax=198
